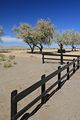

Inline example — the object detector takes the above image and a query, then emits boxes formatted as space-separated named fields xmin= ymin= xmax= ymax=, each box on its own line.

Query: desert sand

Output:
xmin=0 ymin=48 xmax=80 ymax=120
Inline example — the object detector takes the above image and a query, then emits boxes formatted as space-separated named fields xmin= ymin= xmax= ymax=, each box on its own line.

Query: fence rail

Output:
xmin=42 ymin=52 xmax=80 ymax=64
xmin=11 ymin=57 xmax=80 ymax=120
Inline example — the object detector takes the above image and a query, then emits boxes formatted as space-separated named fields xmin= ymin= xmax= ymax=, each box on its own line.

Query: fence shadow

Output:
xmin=20 ymin=78 xmax=68 ymax=120
xmin=11 ymin=57 xmax=80 ymax=120
xmin=45 ymin=61 xmax=66 ymax=64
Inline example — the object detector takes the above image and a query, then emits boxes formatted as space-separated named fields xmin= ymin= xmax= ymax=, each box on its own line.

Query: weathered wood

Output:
xmin=58 ymin=66 xmax=61 ymax=89
xmin=13 ymin=68 xmax=62 ymax=102
xmin=41 ymin=74 xmax=46 ymax=104
xmin=42 ymin=52 xmax=80 ymax=64
xmin=67 ymin=62 xmax=69 ymax=80
xmin=11 ymin=90 xmax=17 ymax=120
xmin=73 ymin=59 xmax=75 ymax=73
xmin=42 ymin=54 xmax=44 ymax=64
xmin=12 ymin=59 xmax=77 ymax=103
xmin=42 ymin=52 xmax=80 ymax=57
xmin=60 ymin=44 xmax=63 ymax=65
xmin=11 ymin=56 xmax=80 ymax=120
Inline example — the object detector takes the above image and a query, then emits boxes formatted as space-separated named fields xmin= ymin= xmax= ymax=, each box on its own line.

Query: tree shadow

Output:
xmin=27 ymin=51 xmax=41 ymax=54
xmin=27 ymin=51 xmax=57 ymax=54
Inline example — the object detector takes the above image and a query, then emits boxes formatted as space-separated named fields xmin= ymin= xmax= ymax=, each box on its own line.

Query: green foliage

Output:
xmin=36 ymin=19 xmax=54 ymax=45
xmin=55 ymin=30 xmax=80 ymax=50
xmin=0 ymin=54 xmax=16 ymax=68
xmin=54 ymin=31 xmax=63 ymax=46
xmin=0 ymin=54 xmax=6 ymax=62
xmin=62 ymin=30 xmax=77 ymax=45
xmin=13 ymin=19 xmax=55 ymax=52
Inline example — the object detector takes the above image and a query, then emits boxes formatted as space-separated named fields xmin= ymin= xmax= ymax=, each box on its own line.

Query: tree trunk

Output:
xmin=39 ymin=44 xmax=43 ymax=53
xmin=29 ymin=44 xmax=35 ymax=53
xmin=35 ymin=44 xmax=43 ymax=53
xmin=31 ymin=45 xmax=35 ymax=53
xmin=72 ymin=44 xmax=74 ymax=51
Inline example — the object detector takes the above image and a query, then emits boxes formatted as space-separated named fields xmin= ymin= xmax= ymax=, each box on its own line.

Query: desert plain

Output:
xmin=0 ymin=47 xmax=80 ymax=120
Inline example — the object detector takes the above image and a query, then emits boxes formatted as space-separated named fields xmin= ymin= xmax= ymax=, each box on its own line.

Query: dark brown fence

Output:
xmin=11 ymin=57 xmax=80 ymax=120
xmin=42 ymin=52 xmax=80 ymax=64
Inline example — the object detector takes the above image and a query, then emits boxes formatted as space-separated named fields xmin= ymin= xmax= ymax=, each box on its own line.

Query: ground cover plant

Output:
xmin=0 ymin=54 xmax=17 ymax=68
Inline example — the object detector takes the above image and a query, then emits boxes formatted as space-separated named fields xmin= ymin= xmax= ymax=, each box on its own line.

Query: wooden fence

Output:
xmin=11 ymin=57 xmax=80 ymax=120
xmin=42 ymin=52 xmax=80 ymax=64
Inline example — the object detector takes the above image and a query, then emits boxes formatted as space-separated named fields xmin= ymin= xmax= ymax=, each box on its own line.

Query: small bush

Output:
xmin=8 ymin=59 xmax=11 ymax=62
xmin=0 ymin=54 xmax=5 ymax=57
xmin=4 ymin=62 xmax=13 ymax=68
xmin=9 ymin=55 xmax=15 ymax=60
xmin=0 ymin=54 xmax=6 ymax=62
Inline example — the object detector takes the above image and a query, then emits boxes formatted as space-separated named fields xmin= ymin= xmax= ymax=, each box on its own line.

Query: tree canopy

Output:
xmin=55 ymin=30 xmax=80 ymax=50
xmin=13 ymin=19 xmax=55 ymax=53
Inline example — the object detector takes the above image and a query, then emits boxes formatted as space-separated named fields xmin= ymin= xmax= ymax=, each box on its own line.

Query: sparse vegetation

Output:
xmin=0 ymin=54 xmax=6 ymax=62
xmin=8 ymin=55 xmax=15 ymax=60
xmin=4 ymin=62 xmax=13 ymax=68
xmin=0 ymin=54 xmax=16 ymax=68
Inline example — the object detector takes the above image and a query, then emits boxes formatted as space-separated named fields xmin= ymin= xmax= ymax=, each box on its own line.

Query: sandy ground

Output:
xmin=0 ymin=48 xmax=80 ymax=120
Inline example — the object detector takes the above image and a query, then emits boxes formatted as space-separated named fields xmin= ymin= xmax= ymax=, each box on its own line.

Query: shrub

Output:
xmin=9 ymin=55 xmax=15 ymax=60
xmin=0 ymin=54 xmax=6 ymax=62
xmin=4 ymin=62 xmax=13 ymax=68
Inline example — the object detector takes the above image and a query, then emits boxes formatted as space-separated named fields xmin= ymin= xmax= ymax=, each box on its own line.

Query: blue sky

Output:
xmin=0 ymin=0 xmax=80 ymax=46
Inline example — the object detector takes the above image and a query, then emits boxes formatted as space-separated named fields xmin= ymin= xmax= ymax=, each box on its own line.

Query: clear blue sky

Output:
xmin=0 ymin=0 xmax=80 ymax=46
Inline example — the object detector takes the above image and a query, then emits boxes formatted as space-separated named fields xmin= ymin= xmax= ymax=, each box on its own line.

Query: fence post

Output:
xmin=42 ymin=53 xmax=44 ymax=64
xmin=41 ymin=74 xmax=46 ymax=104
xmin=73 ymin=59 xmax=75 ymax=73
xmin=11 ymin=90 xmax=17 ymax=120
xmin=61 ymin=52 xmax=63 ymax=65
xmin=67 ymin=62 xmax=69 ymax=80
xmin=58 ymin=66 xmax=61 ymax=89
xmin=60 ymin=43 xmax=63 ymax=65
xmin=77 ymin=56 xmax=79 ymax=69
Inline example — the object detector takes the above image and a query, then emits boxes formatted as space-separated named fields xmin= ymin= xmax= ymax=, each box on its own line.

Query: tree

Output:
xmin=13 ymin=19 xmax=55 ymax=53
xmin=62 ymin=30 xmax=79 ymax=51
xmin=0 ymin=25 xmax=4 ymax=41
xmin=35 ymin=19 xmax=55 ymax=53
xmin=13 ymin=23 xmax=35 ymax=53
xmin=54 ymin=31 xmax=63 ymax=47
xmin=55 ymin=30 xmax=80 ymax=51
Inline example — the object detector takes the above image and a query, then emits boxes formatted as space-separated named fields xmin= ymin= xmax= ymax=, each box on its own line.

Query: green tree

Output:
xmin=62 ymin=30 xmax=79 ymax=51
xmin=13 ymin=19 xmax=55 ymax=53
xmin=35 ymin=19 xmax=55 ymax=53
xmin=13 ymin=23 xmax=35 ymax=53
xmin=54 ymin=31 xmax=63 ymax=47
xmin=55 ymin=30 xmax=80 ymax=51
